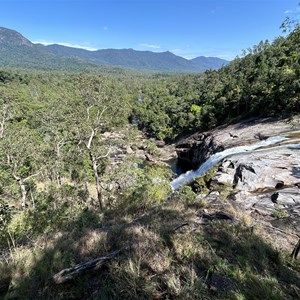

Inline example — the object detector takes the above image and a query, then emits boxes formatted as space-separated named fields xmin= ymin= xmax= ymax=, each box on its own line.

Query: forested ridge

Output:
xmin=0 ymin=27 xmax=228 ymax=73
xmin=0 ymin=24 xmax=299 ymax=299
xmin=134 ymin=26 xmax=300 ymax=140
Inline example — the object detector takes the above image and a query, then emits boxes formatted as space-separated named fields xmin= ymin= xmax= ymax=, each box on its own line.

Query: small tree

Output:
xmin=0 ymin=123 xmax=43 ymax=209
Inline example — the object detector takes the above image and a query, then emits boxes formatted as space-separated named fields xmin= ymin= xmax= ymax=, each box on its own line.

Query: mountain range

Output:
xmin=0 ymin=27 xmax=229 ymax=73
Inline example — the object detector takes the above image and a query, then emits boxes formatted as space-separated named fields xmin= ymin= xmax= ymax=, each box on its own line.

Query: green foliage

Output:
xmin=175 ymin=186 xmax=197 ymax=205
xmin=133 ymin=26 xmax=300 ymax=140
xmin=119 ymin=162 xmax=173 ymax=211
xmin=0 ymin=69 xmax=29 ymax=84
xmin=0 ymin=199 xmax=12 ymax=245
xmin=0 ymin=23 xmax=300 ymax=299
xmin=191 ymin=163 xmax=220 ymax=193
xmin=6 ymin=185 xmax=102 ymax=242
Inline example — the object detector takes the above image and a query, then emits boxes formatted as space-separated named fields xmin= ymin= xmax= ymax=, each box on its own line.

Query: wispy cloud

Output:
xmin=32 ymin=40 xmax=98 ymax=51
xmin=285 ymin=7 xmax=300 ymax=14
xmin=103 ymin=26 xmax=108 ymax=31
xmin=172 ymin=46 xmax=236 ymax=61
xmin=139 ymin=43 xmax=161 ymax=49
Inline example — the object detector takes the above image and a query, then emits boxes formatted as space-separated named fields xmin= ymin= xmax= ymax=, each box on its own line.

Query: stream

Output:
xmin=170 ymin=136 xmax=290 ymax=190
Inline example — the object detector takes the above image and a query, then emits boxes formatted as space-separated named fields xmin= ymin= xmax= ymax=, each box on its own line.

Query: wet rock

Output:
xmin=217 ymin=147 xmax=300 ymax=193
xmin=252 ymin=197 xmax=276 ymax=214
xmin=175 ymin=116 xmax=300 ymax=238
xmin=276 ymin=187 xmax=300 ymax=205
xmin=211 ymin=173 xmax=233 ymax=185
xmin=254 ymin=132 xmax=269 ymax=140
xmin=233 ymin=163 xmax=256 ymax=185
xmin=229 ymin=132 xmax=238 ymax=138
xmin=176 ymin=133 xmax=224 ymax=171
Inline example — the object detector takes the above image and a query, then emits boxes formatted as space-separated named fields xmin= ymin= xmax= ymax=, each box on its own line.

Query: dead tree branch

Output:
xmin=52 ymin=248 xmax=123 ymax=284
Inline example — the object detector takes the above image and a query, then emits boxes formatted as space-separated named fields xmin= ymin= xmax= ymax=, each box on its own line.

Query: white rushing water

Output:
xmin=170 ymin=136 xmax=289 ymax=191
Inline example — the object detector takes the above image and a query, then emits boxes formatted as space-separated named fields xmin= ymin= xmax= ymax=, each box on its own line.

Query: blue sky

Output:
xmin=0 ymin=0 xmax=299 ymax=60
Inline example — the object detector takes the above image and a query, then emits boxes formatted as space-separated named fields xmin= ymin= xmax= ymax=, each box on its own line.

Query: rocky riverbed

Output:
xmin=175 ymin=116 xmax=300 ymax=251
xmin=176 ymin=117 xmax=300 ymax=170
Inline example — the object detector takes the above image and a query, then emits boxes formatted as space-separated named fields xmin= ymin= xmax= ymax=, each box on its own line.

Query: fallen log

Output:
xmin=52 ymin=248 xmax=123 ymax=284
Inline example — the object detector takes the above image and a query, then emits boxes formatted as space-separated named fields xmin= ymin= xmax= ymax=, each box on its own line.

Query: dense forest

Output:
xmin=134 ymin=26 xmax=300 ymax=140
xmin=0 ymin=23 xmax=299 ymax=299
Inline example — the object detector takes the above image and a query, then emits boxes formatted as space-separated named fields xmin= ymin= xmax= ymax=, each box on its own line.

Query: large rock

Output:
xmin=211 ymin=145 xmax=300 ymax=231
xmin=176 ymin=132 xmax=223 ymax=171
xmin=176 ymin=116 xmax=300 ymax=236
xmin=214 ymin=146 xmax=300 ymax=193
xmin=176 ymin=117 xmax=300 ymax=170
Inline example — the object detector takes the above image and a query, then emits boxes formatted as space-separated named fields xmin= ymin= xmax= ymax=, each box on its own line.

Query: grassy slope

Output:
xmin=1 ymin=165 xmax=299 ymax=300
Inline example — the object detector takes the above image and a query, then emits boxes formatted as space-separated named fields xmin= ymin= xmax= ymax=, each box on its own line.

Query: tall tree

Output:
xmin=71 ymin=76 xmax=130 ymax=209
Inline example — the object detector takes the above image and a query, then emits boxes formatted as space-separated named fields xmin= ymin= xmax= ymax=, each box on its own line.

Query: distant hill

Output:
xmin=191 ymin=56 xmax=229 ymax=70
xmin=0 ymin=26 xmax=229 ymax=72
xmin=0 ymin=27 xmax=33 ymax=47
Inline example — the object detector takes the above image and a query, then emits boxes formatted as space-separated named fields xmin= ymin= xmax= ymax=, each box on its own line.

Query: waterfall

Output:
xmin=170 ymin=136 xmax=289 ymax=191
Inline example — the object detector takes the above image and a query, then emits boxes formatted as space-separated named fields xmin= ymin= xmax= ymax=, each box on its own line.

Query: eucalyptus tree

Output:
xmin=36 ymin=94 xmax=75 ymax=186
xmin=0 ymin=87 xmax=11 ymax=139
xmin=70 ymin=75 xmax=131 ymax=209
xmin=0 ymin=122 xmax=43 ymax=209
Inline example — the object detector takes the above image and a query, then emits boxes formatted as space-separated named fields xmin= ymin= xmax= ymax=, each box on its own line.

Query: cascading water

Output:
xmin=170 ymin=136 xmax=289 ymax=191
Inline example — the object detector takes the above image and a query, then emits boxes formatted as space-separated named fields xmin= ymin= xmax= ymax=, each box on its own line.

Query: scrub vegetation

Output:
xmin=0 ymin=21 xmax=300 ymax=300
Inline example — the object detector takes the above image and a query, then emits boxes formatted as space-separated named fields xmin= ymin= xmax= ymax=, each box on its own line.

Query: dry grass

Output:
xmin=1 ymin=189 xmax=300 ymax=299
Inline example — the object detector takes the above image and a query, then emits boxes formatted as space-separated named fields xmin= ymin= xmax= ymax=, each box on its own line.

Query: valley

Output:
xmin=0 ymin=27 xmax=228 ymax=73
xmin=0 ymin=17 xmax=300 ymax=300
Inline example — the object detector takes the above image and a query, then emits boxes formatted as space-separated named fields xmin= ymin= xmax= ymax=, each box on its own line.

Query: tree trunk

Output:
xmin=55 ymin=143 xmax=64 ymax=186
xmin=0 ymin=122 xmax=4 ymax=139
xmin=19 ymin=179 xmax=27 ymax=210
xmin=52 ymin=248 xmax=123 ymax=284
xmin=13 ymin=170 xmax=40 ymax=210
xmin=90 ymin=152 xmax=103 ymax=210
xmin=56 ymin=171 xmax=62 ymax=186
xmin=87 ymin=128 xmax=103 ymax=210
xmin=30 ymin=186 xmax=35 ymax=209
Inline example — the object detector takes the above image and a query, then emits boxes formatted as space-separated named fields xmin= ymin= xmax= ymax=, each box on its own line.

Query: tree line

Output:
xmin=134 ymin=26 xmax=300 ymax=140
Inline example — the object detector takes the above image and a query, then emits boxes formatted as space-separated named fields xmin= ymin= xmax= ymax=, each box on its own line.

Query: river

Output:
xmin=170 ymin=136 xmax=290 ymax=190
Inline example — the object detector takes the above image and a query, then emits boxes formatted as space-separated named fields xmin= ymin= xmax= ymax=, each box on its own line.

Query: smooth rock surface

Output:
xmin=179 ymin=116 xmax=300 ymax=236
xmin=176 ymin=117 xmax=300 ymax=170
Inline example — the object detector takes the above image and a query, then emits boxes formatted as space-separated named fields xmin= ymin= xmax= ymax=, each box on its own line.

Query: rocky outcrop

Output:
xmin=176 ymin=116 xmax=300 ymax=246
xmin=210 ymin=146 xmax=300 ymax=235
xmin=176 ymin=117 xmax=300 ymax=170
xmin=176 ymin=133 xmax=224 ymax=171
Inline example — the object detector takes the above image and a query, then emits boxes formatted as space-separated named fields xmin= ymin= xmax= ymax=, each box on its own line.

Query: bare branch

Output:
xmin=96 ymin=148 xmax=111 ymax=161
xmin=23 ymin=170 xmax=42 ymax=182
xmin=12 ymin=163 xmax=20 ymax=181
xmin=97 ymin=106 xmax=107 ymax=123
xmin=87 ymin=128 xmax=96 ymax=150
